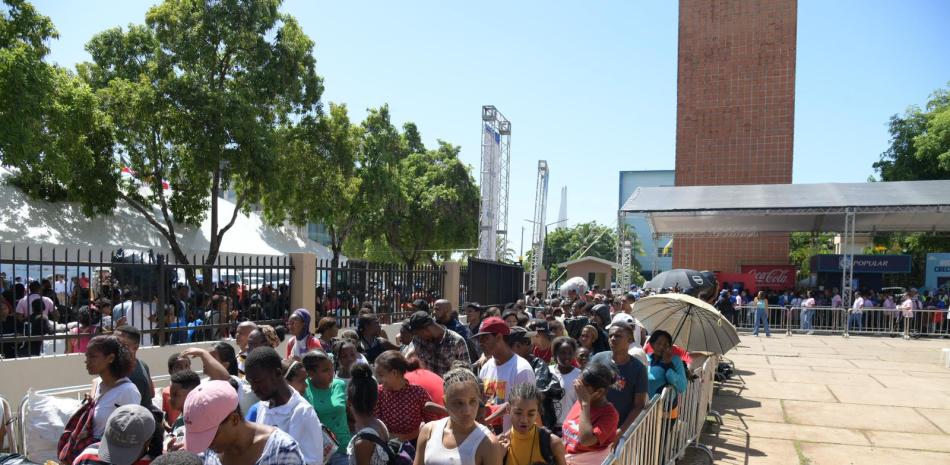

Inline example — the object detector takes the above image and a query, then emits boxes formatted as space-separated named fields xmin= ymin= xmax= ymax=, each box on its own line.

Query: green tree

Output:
xmin=873 ymin=84 xmax=950 ymax=180
xmin=1 ymin=0 xmax=116 ymax=212
xmin=28 ymin=0 xmax=321 ymax=280
xmin=789 ymin=232 xmax=834 ymax=279
xmin=869 ymin=84 xmax=950 ymax=286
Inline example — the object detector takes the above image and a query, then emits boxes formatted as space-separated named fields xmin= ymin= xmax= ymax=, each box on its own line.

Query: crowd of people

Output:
xmin=13 ymin=284 xmax=697 ymax=465
xmin=712 ymin=285 xmax=949 ymax=336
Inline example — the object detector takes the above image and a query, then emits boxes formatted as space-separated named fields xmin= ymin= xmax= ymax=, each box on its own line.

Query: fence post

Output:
xmin=289 ymin=253 xmax=317 ymax=332
xmin=443 ymin=261 xmax=460 ymax=310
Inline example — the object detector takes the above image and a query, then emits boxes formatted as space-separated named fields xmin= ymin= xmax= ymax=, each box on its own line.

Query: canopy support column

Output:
xmin=841 ymin=209 xmax=856 ymax=337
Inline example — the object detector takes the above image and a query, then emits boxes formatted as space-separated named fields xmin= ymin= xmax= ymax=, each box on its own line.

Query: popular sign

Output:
xmin=739 ymin=265 xmax=796 ymax=290
xmin=810 ymin=254 xmax=912 ymax=274
xmin=925 ymin=253 xmax=950 ymax=291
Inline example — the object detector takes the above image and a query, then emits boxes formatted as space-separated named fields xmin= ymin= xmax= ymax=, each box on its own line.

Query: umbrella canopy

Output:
xmin=645 ymin=269 xmax=716 ymax=293
xmin=632 ymin=293 xmax=740 ymax=354
xmin=559 ymin=276 xmax=589 ymax=298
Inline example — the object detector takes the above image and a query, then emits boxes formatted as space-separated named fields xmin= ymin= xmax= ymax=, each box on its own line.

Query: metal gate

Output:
xmin=463 ymin=258 xmax=523 ymax=307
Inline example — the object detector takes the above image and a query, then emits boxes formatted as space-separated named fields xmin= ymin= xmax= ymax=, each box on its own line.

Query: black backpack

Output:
xmin=502 ymin=427 xmax=555 ymax=465
xmin=354 ymin=432 xmax=414 ymax=465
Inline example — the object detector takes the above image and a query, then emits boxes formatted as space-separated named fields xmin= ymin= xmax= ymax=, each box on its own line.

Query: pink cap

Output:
xmin=183 ymin=380 xmax=239 ymax=453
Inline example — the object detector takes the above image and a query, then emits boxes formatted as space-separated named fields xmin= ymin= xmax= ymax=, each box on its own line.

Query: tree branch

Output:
xmin=216 ymin=190 xmax=244 ymax=243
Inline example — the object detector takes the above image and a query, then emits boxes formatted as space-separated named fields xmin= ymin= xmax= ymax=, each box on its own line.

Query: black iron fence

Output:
xmin=315 ymin=259 xmax=444 ymax=325
xmin=0 ymin=244 xmax=293 ymax=358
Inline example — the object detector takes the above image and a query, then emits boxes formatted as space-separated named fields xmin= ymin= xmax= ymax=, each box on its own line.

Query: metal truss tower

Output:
xmin=529 ymin=160 xmax=549 ymax=291
xmin=478 ymin=105 xmax=511 ymax=261
xmin=617 ymin=212 xmax=632 ymax=290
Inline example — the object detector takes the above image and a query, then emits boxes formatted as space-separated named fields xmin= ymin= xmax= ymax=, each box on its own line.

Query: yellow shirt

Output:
xmin=506 ymin=425 xmax=544 ymax=465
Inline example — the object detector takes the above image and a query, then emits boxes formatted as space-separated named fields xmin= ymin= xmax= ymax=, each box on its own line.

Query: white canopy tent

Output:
xmin=0 ymin=168 xmax=334 ymax=261
xmin=619 ymin=180 xmax=950 ymax=305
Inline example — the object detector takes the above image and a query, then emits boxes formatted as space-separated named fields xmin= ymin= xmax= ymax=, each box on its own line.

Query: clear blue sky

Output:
xmin=33 ymin=0 xmax=950 ymax=254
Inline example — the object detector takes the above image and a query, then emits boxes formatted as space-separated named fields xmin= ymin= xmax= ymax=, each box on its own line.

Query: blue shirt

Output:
xmin=645 ymin=353 xmax=688 ymax=397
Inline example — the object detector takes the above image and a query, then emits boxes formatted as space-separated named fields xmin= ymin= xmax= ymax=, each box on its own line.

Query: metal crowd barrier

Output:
xmin=730 ymin=305 xmax=949 ymax=338
xmin=0 ymin=395 xmax=15 ymax=454
xmin=601 ymin=354 xmax=721 ymax=465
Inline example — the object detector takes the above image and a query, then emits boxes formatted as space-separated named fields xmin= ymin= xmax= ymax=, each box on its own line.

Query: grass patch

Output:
xmin=793 ymin=441 xmax=811 ymax=465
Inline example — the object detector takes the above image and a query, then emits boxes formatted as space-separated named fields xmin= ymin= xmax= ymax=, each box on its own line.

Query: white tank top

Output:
xmin=424 ymin=417 xmax=490 ymax=465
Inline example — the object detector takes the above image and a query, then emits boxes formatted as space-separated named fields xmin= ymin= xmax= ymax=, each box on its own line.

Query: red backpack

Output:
xmin=58 ymin=397 xmax=97 ymax=464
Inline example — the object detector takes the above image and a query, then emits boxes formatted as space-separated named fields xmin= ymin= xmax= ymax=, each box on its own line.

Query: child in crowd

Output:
xmin=302 ymin=350 xmax=351 ymax=465
xmin=551 ymin=337 xmax=581 ymax=431
xmin=415 ymin=365 xmax=502 ymax=465
xmin=347 ymin=363 xmax=392 ymax=465
xmin=498 ymin=383 xmax=566 ymax=465
xmin=561 ymin=364 xmax=619 ymax=465
xmin=283 ymin=359 xmax=308 ymax=395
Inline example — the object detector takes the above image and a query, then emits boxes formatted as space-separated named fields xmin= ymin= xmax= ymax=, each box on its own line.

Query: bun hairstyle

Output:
xmin=581 ymin=362 xmax=615 ymax=391
xmin=443 ymin=363 xmax=482 ymax=398
xmin=347 ymin=363 xmax=378 ymax=415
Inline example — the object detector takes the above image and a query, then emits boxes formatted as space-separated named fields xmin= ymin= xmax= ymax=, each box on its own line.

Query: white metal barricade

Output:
xmin=600 ymin=355 xmax=720 ymax=465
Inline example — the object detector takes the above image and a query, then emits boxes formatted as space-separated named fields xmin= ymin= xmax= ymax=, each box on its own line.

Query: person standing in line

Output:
xmin=560 ymin=364 xmax=619 ymax=465
xmin=346 ymin=363 xmax=391 ymax=465
xmin=415 ymin=366 xmax=502 ymax=465
xmin=751 ymin=291 xmax=771 ymax=337
xmin=550 ymin=337 xmax=581 ymax=435
xmin=183 ymin=380 xmax=306 ymax=465
xmin=588 ymin=321 xmax=647 ymax=436
xmin=286 ymin=309 xmax=322 ymax=360
xmin=473 ymin=317 xmax=536 ymax=433
xmin=801 ymin=291 xmax=817 ymax=335
xmin=244 ymin=347 xmax=324 ymax=465
xmin=73 ymin=404 xmax=156 ymax=465
xmin=850 ymin=291 xmax=865 ymax=333
xmin=497 ymin=383 xmax=566 ymax=465
xmin=301 ymin=350 xmax=350 ymax=465
xmin=84 ymin=336 xmax=141 ymax=440
xmin=404 ymin=311 xmax=471 ymax=377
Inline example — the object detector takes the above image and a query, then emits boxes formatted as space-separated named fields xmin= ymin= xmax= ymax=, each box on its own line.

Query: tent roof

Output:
xmin=0 ymin=168 xmax=335 ymax=260
xmin=620 ymin=180 xmax=950 ymax=235
xmin=558 ymin=256 xmax=619 ymax=268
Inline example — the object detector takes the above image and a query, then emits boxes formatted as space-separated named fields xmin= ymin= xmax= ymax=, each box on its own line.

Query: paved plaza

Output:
xmin=689 ymin=333 xmax=950 ymax=464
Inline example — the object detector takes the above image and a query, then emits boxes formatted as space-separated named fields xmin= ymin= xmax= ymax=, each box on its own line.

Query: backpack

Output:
xmin=354 ymin=431 xmax=414 ymax=465
xmin=57 ymin=397 xmax=97 ymax=464
xmin=502 ymin=427 xmax=555 ymax=465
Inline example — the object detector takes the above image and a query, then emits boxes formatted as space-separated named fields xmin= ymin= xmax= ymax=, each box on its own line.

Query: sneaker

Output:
xmin=766 ymin=334 xmax=771 ymax=337
xmin=807 ymin=331 xmax=814 ymax=335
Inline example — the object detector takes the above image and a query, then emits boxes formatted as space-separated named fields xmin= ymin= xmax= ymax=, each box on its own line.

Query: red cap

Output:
xmin=471 ymin=316 xmax=510 ymax=338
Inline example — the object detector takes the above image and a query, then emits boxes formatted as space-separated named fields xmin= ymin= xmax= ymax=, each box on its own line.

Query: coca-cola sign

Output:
xmin=739 ymin=265 xmax=796 ymax=290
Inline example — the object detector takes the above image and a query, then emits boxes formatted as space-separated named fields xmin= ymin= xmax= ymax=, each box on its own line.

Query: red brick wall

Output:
xmin=674 ymin=0 xmax=796 ymax=272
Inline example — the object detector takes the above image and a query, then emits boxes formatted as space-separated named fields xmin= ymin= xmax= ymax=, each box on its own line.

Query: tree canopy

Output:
xmin=873 ymin=84 xmax=950 ymax=181
xmin=527 ymin=221 xmax=641 ymax=284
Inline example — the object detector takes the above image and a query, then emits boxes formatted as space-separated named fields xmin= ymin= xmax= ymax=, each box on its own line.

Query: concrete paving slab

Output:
xmin=772 ymin=368 xmax=873 ymax=386
xmin=798 ymin=442 xmax=950 ymax=465
xmin=828 ymin=385 xmax=950 ymax=409
xmin=767 ymin=356 xmax=857 ymax=368
xmin=743 ymin=420 xmax=869 ymax=446
xmin=713 ymin=396 xmax=787 ymax=423
xmin=782 ymin=400 xmax=942 ymax=434
xmin=870 ymin=374 xmax=950 ymax=393
xmin=864 ymin=430 xmax=950 ymax=453
xmin=851 ymin=359 xmax=947 ymax=372
xmin=917 ymin=409 xmax=950 ymax=434
xmin=720 ymin=381 xmax=837 ymax=402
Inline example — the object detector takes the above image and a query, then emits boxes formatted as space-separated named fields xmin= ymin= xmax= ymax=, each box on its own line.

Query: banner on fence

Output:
xmin=925 ymin=253 xmax=950 ymax=291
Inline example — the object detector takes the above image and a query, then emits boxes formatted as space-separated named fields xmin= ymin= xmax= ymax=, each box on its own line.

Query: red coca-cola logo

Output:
xmin=740 ymin=265 xmax=796 ymax=288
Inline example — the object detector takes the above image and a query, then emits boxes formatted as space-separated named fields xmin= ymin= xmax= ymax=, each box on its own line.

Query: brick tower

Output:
xmin=673 ymin=0 xmax=797 ymax=272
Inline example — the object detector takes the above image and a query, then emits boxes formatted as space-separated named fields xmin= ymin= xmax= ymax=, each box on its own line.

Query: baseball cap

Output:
xmin=607 ymin=312 xmax=636 ymax=329
xmin=464 ymin=302 xmax=483 ymax=312
xmin=507 ymin=326 xmax=534 ymax=345
xmin=99 ymin=404 xmax=156 ymax=465
xmin=406 ymin=310 xmax=436 ymax=332
xmin=471 ymin=316 xmax=510 ymax=338
xmin=412 ymin=299 xmax=430 ymax=312
xmin=184 ymin=380 xmax=239 ymax=453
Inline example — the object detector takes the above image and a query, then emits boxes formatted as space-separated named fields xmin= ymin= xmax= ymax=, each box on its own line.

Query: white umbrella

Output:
xmin=559 ymin=276 xmax=589 ymax=298
xmin=632 ymin=293 xmax=740 ymax=354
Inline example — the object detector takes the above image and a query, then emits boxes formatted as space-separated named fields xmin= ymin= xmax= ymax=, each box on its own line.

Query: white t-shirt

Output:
xmin=92 ymin=378 xmax=141 ymax=438
xmin=627 ymin=344 xmax=648 ymax=366
xmin=478 ymin=353 xmax=535 ymax=432
xmin=115 ymin=301 xmax=156 ymax=346
xmin=54 ymin=280 xmax=66 ymax=294
xmin=852 ymin=297 xmax=865 ymax=314
xmin=552 ymin=367 xmax=581 ymax=425
xmin=254 ymin=389 xmax=323 ymax=465
xmin=802 ymin=298 xmax=816 ymax=308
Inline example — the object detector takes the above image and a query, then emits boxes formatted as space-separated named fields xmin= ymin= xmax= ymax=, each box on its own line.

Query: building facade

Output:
xmin=673 ymin=0 xmax=797 ymax=272
xmin=619 ymin=170 xmax=675 ymax=280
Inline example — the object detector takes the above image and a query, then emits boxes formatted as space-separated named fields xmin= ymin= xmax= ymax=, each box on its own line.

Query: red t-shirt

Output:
xmin=644 ymin=343 xmax=692 ymax=365
xmin=405 ymin=368 xmax=445 ymax=406
xmin=561 ymin=402 xmax=619 ymax=454
xmin=533 ymin=346 xmax=553 ymax=364
xmin=161 ymin=386 xmax=181 ymax=426
xmin=374 ymin=384 xmax=435 ymax=436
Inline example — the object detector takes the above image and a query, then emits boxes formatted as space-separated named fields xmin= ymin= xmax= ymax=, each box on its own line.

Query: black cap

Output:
xmin=407 ymin=310 xmax=435 ymax=332
xmin=507 ymin=326 xmax=534 ymax=345
xmin=464 ymin=302 xmax=483 ymax=312
xmin=412 ymin=299 xmax=430 ymax=312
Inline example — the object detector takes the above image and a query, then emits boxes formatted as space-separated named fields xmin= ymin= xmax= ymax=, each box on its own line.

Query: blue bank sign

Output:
xmin=810 ymin=254 xmax=912 ymax=274
xmin=925 ymin=253 xmax=950 ymax=291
